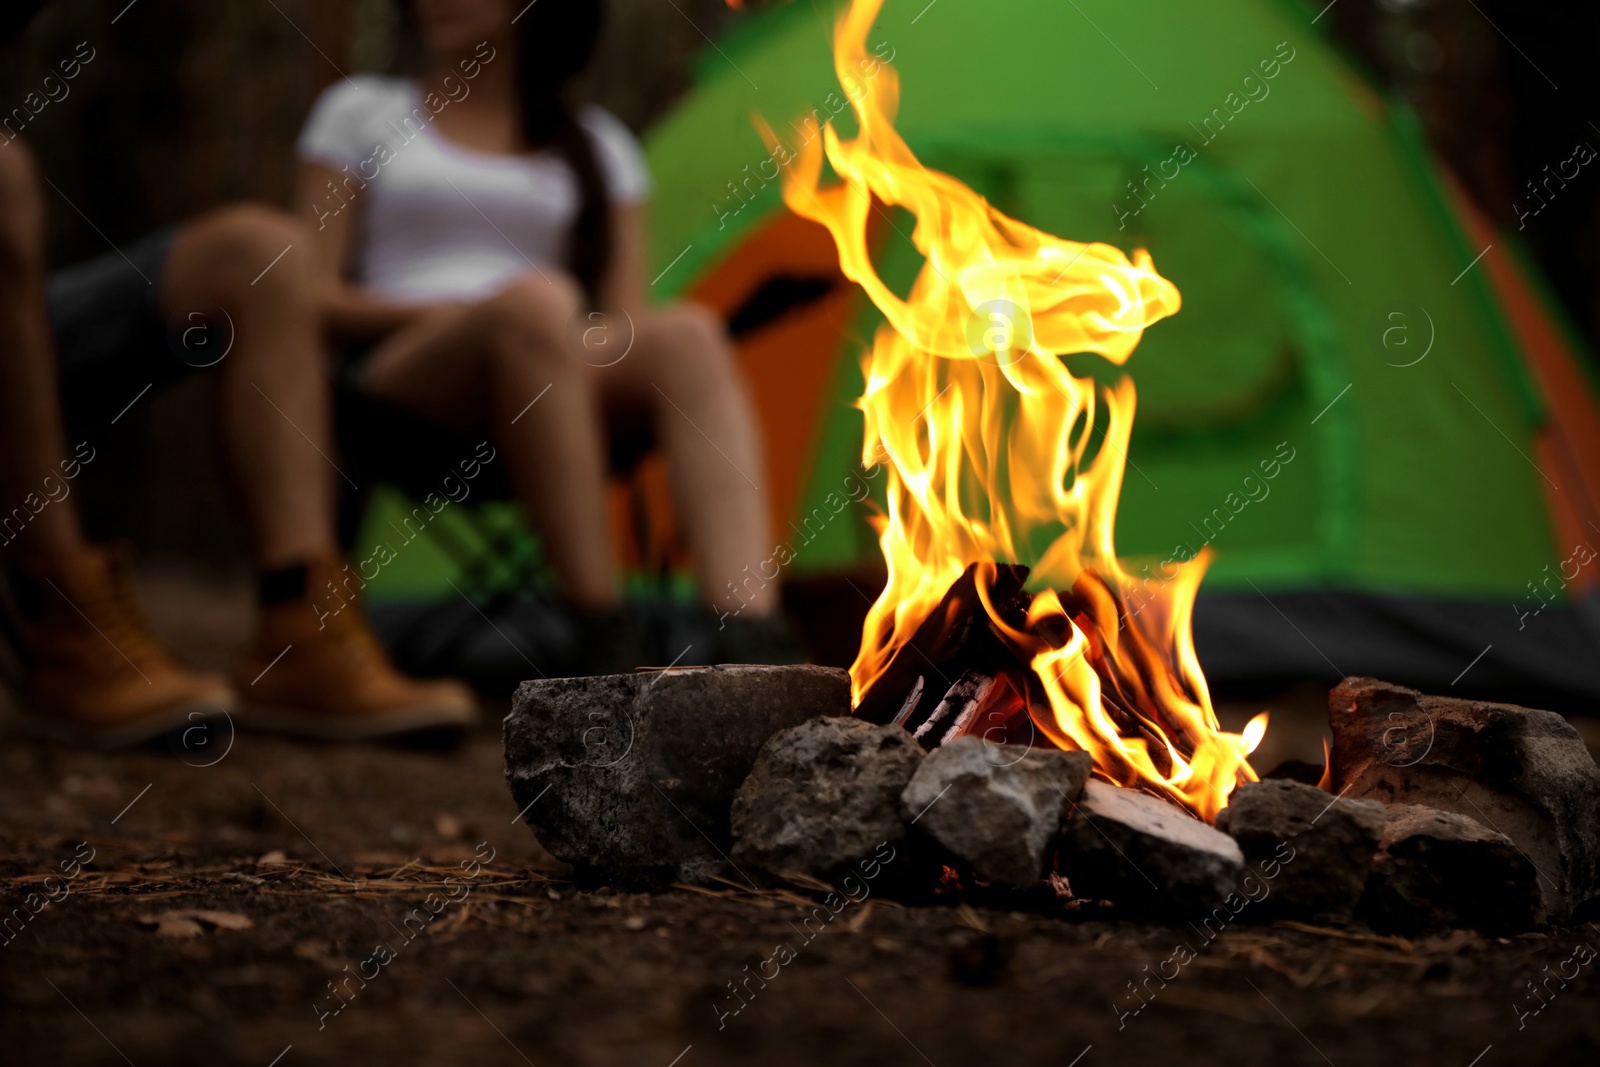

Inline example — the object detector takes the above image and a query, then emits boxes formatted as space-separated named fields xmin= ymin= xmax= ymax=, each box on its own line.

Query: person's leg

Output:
xmin=360 ymin=273 xmax=620 ymax=610
xmin=0 ymin=142 xmax=237 ymax=744
xmin=359 ymin=275 xmax=796 ymax=665
xmin=0 ymin=139 xmax=86 ymax=556
xmin=616 ymin=303 xmax=778 ymax=618
xmin=150 ymin=204 xmax=476 ymax=738
xmin=362 ymin=281 xmax=781 ymax=617
xmin=159 ymin=205 xmax=336 ymax=569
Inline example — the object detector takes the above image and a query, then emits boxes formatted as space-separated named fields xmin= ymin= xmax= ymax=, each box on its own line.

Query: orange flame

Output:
xmin=764 ymin=0 xmax=1264 ymax=819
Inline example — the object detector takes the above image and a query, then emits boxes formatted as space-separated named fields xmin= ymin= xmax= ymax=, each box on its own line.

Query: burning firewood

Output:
xmin=855 ymin=563 xmax=1041 ymax=751
xmin=772 ymin=0 xmax=1267 ymax=819
xmin=908 ymin=669 xmax=994 ymax=747
xmin=854 ymin=559 xmax=1208 ymax=777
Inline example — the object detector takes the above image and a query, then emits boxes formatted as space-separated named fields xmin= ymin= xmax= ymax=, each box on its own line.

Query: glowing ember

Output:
xmin=762 ymin=0 xmax=1265 ymax=820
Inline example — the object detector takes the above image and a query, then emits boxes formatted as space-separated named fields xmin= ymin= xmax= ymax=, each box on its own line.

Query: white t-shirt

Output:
xmin=296 ymin=75 xmax=650 ymax=303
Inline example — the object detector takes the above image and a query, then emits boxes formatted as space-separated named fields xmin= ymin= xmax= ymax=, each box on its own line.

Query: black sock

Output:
xmin=259 ymin=563 xmax=309 ymax=606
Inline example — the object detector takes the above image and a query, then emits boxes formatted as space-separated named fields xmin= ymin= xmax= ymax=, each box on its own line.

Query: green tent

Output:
xmin=357 ymin=0 xmax=1600 ymax=701
xmin=637 ymin=0 xmax=1600 ymax=700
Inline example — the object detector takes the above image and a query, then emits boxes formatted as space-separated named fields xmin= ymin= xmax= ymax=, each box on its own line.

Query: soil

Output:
xmin=2 ymin=568 xmax=1598 ymax=1066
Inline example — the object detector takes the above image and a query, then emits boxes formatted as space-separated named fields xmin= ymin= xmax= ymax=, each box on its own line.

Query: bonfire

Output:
xmin=765 ymin=0 xmax=1266 ymax=820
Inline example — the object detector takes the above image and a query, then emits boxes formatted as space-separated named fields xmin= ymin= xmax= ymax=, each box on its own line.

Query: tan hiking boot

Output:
xmin=11 ymin=546 xmax=237 ymax=748
xmin=233 ymin=553 xmax=478 ymax=740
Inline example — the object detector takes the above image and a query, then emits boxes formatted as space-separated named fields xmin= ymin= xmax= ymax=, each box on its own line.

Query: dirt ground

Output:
xmin=3 ymin=568 xmax=1599 ymax=1067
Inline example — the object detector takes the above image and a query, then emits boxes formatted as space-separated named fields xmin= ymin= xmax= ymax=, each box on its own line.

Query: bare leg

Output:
xmin=0 ymin=140 xmax=87 ymax=555
xmin=161 ymin=208 xmax=478 ymax=733
xmin=360 ymin=274 xmax=776 ymax=615
xmin=619 ymin=304 xmax=776 ymax=616
xmin=0 ymin=180 xmax=334 ymax=568
xmin=360 ymin=274 xmax=619 ymax=609
xmin=159 ymin=206 xmax=336 ymax=570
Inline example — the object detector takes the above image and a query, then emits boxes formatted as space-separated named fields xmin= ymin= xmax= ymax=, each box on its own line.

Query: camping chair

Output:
xmin=331 ymin=380 xmax=663 ymax=688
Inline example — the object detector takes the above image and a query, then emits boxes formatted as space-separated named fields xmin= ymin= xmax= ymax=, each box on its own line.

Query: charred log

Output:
xmin=855 ymin=562 xmax=1029 ymax=725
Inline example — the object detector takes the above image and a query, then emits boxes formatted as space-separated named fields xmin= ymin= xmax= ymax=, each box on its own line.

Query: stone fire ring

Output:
xmin=503 ymin=664 xmax=851 ymax=888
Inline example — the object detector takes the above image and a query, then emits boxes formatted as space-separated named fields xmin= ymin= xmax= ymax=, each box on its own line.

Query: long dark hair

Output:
xmin=515 ymin=0 xmax=611 ymax=308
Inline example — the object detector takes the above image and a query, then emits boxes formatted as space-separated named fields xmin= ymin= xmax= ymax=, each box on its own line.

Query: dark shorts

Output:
xmin=46 ymin=226 xmax=190 ymax=433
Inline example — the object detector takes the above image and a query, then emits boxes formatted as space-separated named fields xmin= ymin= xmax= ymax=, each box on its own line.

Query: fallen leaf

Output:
xmin=256 ymin=850 xmax=289 ymax=866
xmin=136 ymin=909 xmax=252 ymax=936
xmin=137 ymin=912 xmax=204 ymax=937
xmin=293 ymin=939 xmax=336 ymax=962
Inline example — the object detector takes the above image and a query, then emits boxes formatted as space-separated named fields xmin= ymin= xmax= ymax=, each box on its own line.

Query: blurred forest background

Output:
xmin=2 ymin=0 xmax=1596 ymax=571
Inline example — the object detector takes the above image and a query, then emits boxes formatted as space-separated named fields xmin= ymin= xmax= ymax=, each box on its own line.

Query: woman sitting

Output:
xmin=295 ymin=0 xmax=790 ymax=670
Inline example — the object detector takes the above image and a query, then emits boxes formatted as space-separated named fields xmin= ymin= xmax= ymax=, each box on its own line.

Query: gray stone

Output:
xmin=730 ymin=717 xmax=923 ymax=881
xmin=1358 ymin=803 xmax=1544 ymax=935
xmin=503 ymin=665 xmax=850 ymax=887
xmin=1327 ymin=676 xmax=1600 ymax=921
xmin=1060 ymin=780 xmax=1244 ymax=918
xmin=1215 ymin=779 xmax=1384 ymax=922
xmin=899 ymin=737 xmax=1092 ymax=887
